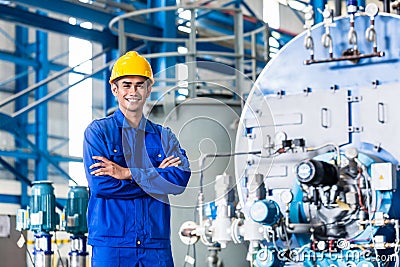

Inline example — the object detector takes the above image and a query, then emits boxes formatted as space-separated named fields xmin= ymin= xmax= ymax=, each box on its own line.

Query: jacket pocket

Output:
xmin=88 ymin=198 xmax=126 ymax=237
xmin=106 ymin=143 xmax=130 ymax=167
xmin=146 ymin=198 xmax=170 ymax=238
xmin=145 ymin=147 xmax=166 ymax=168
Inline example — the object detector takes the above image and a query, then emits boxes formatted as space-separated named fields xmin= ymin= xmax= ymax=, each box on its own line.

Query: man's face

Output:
xmin=111 ymin=75 xmax=152 ymax=113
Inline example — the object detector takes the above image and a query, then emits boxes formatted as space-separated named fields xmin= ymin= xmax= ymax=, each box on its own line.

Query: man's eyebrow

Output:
xmin=121 ymin=81 xmax=144 ymax=85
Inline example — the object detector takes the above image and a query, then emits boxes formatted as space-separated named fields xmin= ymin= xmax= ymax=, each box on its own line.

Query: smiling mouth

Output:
xmin=125 ymin=97 xmax=141 ymax=102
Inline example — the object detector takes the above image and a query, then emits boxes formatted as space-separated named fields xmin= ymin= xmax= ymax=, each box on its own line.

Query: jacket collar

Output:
xmin=113 ymin=108 xmax=155 ymax=133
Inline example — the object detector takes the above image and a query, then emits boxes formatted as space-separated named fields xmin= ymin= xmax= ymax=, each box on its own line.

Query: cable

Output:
xmin=356 ymin=168 xmax=369 ymax=213
xmin=183 ymin=198 xmax=200 ymax=267
xmin=306 ymin=143 xmax=341 ymax=166
xmin=26 ymin=245 xmax=35 ymax=267
xmin=356 ymin=158 xmax=380 ymax=262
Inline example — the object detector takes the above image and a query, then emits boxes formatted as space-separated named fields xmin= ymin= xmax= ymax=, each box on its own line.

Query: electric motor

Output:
xmin=30 ymin=181 xmax=58 ymax=233
xmin=64 ymin=186 xmax=89 ymax=235
xmin=296 ymin=159 xmax=338 ymax=186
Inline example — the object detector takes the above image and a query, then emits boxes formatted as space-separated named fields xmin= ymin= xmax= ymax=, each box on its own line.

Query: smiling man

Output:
xmin=83 ymin=51 xmax=191 ymax=267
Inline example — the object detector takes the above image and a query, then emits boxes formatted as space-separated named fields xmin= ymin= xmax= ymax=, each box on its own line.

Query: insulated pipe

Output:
xmin=383 ymin=0 xmax=391 ymax=13
xmin=334 ymin=0 xmax=342 ymax=16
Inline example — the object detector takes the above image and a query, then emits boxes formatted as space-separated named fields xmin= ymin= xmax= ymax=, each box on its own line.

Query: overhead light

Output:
xmin=69 ymin=17 xmax=77 ymax=25
xmin=178 ymin=10 xmax=191 ymax=20
xmin=178 ymin=46 xmax=188 ymax=54
xmin=80 ymin=22 xmax=92 ymax=29
xmin=269 ymin=37 xmax=280 ymax=48
xmin=271 ymin=31 xmax=281 ymax=39
xmin=178 ymin=26 xmax=191 ymax=34
xmin=178 ymin=88 xmax=189 ymax=96
xmin=176 ymin=95 xmax=187 ymax=101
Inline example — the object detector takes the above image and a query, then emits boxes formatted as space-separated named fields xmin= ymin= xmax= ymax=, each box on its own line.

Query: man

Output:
xmin=83 ymin=51 xmax=191 ymax=267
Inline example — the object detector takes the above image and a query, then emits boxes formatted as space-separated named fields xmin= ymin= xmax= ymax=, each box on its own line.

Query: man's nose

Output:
xmin=128 ymin=86 xmax=139 ymax=93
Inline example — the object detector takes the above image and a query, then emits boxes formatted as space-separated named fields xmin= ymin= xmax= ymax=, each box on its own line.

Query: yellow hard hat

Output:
xmin=109 ymin=51 xmax=153 ymax=84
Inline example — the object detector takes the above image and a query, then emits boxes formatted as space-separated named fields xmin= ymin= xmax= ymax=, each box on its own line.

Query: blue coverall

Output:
xmin=83 ymin=108 xmax=191 ymax=267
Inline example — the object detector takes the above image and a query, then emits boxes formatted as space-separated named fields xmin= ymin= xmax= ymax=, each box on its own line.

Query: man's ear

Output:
xmin=111 ymin=83 xmax=118 ymax=96
xmin=146 ymin=86 xmax=152 ymax=98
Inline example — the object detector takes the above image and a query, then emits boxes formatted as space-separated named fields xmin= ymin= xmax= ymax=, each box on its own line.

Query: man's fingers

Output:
xmin=171 ymin=160 xmax=182 ymax=167
xmin=159 ymin=157 xmax=181 ymax=168
xmin=92 ymin=156 xmax=111 ymax=163
xmin=89 ymin=162 xmax=104 ymax=169
xmin=91 ymin=169 xmax=105 ymax=176
xmin=168 ymin=157 xmax=180 ymax=163
xmin=160 ymin=155 xmax=174 ymax=164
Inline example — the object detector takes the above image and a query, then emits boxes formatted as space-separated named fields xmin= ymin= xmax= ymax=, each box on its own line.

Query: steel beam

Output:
xmin=0 ymin=150 xmax=82 ymax=163
xmin=9 ymin=0 xmax=162 ymax=38
xmin=0 ymin=4 xmax=117 ymax=47
xmin=14 ymin=24 xmax=30 ymax=207
xmin=34 ymin=27 xmax=49 ymax=182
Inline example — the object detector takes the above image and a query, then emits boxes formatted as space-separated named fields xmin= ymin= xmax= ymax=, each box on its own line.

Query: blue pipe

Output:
xmin=34 ymin=24 xmax=49 ymax=182
xmin=311 ymin=0 xmax=327 ymax=24
xmin=15 ymin=24 xmax=30 ymax=207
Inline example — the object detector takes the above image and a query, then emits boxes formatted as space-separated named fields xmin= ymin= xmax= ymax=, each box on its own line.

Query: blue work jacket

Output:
xmin=83 ymin=108 xmax=191 ymax=248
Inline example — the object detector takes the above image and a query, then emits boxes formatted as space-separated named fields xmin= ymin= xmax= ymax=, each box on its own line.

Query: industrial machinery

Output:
xmin=16 ymin=183 xmax=89 ymax=267
xmin=16 ymin=181 xmax=58 ymax=267
xmin=179 ymin=3 xmax=400 ymax=267
xmin=62 ymin=186 xmax=89 ymax=267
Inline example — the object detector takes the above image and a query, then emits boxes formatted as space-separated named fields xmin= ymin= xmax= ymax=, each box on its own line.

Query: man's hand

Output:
xmin=90 ymin=155 xmax=181 ymax=180
xmin=158 ymin=155 xmax=181 ymax=168
xmin=90 ymin=156 xmax=131 ymax=180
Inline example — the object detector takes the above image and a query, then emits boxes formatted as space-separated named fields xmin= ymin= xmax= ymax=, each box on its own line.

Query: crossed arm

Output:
xmin=89 ymin=155 xmax=181 ymax=179
xmin=84 ymin=123 xmax=191 ymax=198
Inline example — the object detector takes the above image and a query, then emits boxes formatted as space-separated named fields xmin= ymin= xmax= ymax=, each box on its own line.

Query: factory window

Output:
xmin=68 ymin=19 xmax=93 ymax=186
xmin=263 ymin=0 xmax=280 ymax=29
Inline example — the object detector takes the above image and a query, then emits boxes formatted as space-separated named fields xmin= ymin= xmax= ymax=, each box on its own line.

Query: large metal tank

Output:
xmin=235 ymin=10 xmax=400 ymax=267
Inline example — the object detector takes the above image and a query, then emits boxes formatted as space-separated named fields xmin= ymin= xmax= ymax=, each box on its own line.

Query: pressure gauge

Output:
xmin=296 ymin=161 xmax=314 ymax=182
xmin=296 ymin=159 xmax=338 ymax=186
xmin=365 ymin=3 xmax=379 ymax=17
xmin=250 ymin=200 xmax=281 ymax=226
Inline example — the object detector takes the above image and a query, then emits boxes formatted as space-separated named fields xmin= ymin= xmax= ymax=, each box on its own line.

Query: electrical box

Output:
xmin=371 ymin=162 xmax=397 ymax=190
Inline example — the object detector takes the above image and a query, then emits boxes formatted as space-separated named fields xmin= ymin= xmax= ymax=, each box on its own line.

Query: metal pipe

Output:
xmin=304 ymin=51 xmax=385 ymax=65
xmin=251 ymin=32 xmax=257 ymax=81
xmin=187 ymin=8 xmax=197 ymax=99
xmin=234 ymin=9 xmax=244 ymax=97
xmin=334 ymin=0 xmax=342 ymax=16
xmin=383 ymin=0 xmax=391 ymax=13
xmin=118 ymin=19 xmax=127 ymax=55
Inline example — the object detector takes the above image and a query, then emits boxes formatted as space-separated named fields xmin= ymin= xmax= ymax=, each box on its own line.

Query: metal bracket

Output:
xmin=347 ymin=95 xmax=362 ymax=102
xmin=348 ymin=126 xmax=363 ymax=133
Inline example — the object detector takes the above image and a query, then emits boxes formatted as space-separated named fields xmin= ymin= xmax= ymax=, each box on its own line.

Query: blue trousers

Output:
xmin=91 ymin=246 xmax=174 ymax=267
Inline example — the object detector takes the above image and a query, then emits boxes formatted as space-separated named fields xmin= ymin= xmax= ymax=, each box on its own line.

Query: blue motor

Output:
xmin=63 ymin=186 xmax=89 ymax=267
xmin=30 ymin=181 xmax=58 ymax=233
xmin=250 ymin=199 xmax=281 ymax=226
xmin=64 ymin=186 xmax=89 ymax=235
